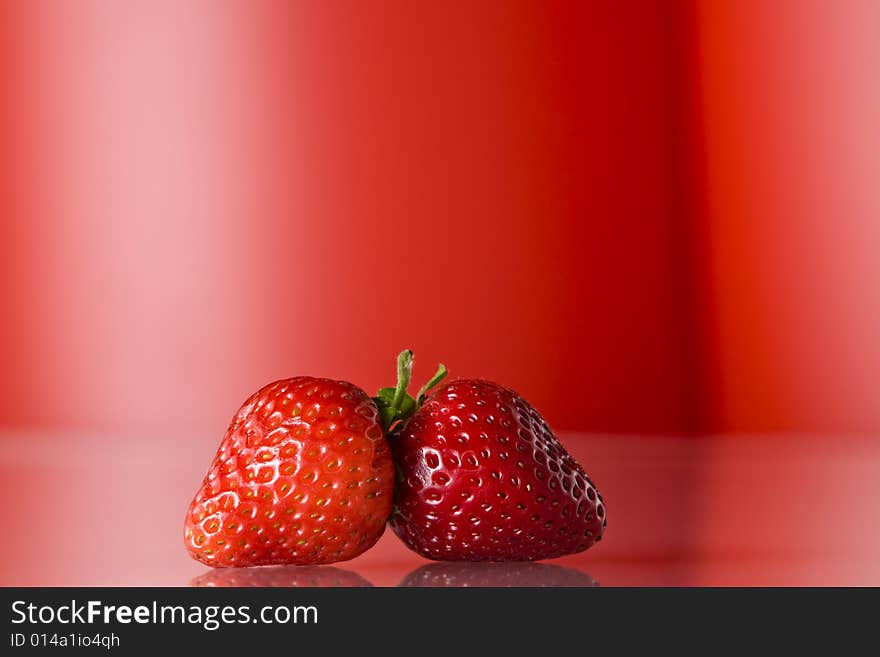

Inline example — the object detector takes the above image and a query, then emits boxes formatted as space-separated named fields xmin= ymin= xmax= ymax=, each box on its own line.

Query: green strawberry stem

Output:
xmin=375 ymin=349 xmax=447 ymax=433
xmin=390 ymin=349 xmax=414 ymax=418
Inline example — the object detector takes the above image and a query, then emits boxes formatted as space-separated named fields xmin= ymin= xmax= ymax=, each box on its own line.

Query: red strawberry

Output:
xmin=191 ymin=565 xmax=373 ymax=587
xmin=380 ymin=351 xmax=606 ymax=561
xmin=184 ymin=377 xmax=394 ymax=567
xmin=399 ymin=562 xmax=599 ymax=587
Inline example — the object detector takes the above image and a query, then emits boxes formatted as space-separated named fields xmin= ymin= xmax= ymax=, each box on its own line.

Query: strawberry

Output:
xmin=191 ymin=565 xmax=373 ymax=587
xmin=184 ymin=377 xmax=394 ymax=567
xmin=399 ymin=562 xmax=599 ymax=587
xmin=380 ymin=351 xmax=607 ymax=561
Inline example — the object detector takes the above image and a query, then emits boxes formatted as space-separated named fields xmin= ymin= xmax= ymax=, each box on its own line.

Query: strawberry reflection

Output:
xmin=191 ymin=565 xmax=373 ymax=588
xmin=399 ymin=562 xmax=599 ymax=587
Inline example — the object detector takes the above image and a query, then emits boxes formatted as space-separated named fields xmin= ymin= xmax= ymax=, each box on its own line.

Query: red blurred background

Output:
xmin=3 ymin=0 xmax=876 ymax=436
xmin=0 ymin=0 xmax=696 ymax=435
xmin=0 ymin=1 xmax=878 ymax=585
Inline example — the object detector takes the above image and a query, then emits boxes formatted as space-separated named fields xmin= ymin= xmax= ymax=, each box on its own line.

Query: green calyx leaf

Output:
xmin=375 ymin=387 xmax=417 ymax=428
xmin=417 ymin=363 xmax=447 ymax=404
xmin=373 ymin=349 xmax=449 ymax=433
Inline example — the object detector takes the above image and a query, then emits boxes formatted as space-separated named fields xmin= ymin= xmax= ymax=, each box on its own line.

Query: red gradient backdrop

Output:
xmin=689 ymin=0 xmax=880 ymax=433
xmin=1 ymin=1 xmax=879 ymax=586
xmin=0 ymin=1 xmax=695 ymax=437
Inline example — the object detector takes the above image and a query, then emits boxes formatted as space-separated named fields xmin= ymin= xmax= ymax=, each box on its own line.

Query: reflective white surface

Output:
xmin=3 ymin=432 xmax=878 ymax=586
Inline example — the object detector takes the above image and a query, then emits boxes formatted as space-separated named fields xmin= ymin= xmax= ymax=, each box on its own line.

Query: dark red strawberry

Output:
xmin=380 ymin=351 xmax=606 ymax=561
xmin=399 ymin=562 xmax=599 ymax=587
xmin=191 ymin=565 xmax=373 ymax=587
xmin=184 ymin=377 xmax=394 ymax=567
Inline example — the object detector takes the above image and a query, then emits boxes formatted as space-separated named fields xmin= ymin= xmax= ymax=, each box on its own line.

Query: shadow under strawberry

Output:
xmin=398 ymin=561 xmax=599 ymax=587
xmin=190 ymin=565 xmax=373 ymax=587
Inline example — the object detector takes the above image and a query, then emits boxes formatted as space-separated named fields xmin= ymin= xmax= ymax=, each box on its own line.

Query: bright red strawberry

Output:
xmin=184 ymin=377 xmax=394 ymax=567
xmin=191 ymin=565 xmax=373 ymax=587
xmin=380 ymin=351 xmax=606 ymax=561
